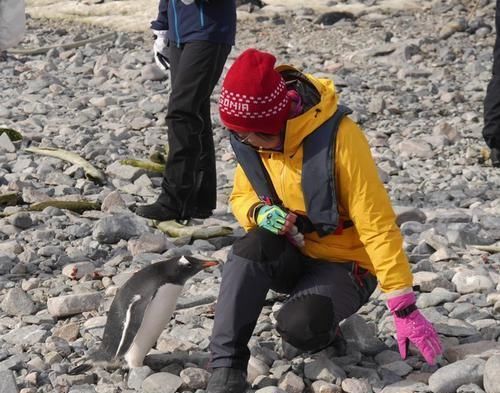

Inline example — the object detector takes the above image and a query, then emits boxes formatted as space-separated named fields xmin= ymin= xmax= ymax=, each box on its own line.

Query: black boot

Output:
xmin=135 ymin=199 xmax=182 ymax=221
xmin=135 ymin=201 xmax=213 ymax=221
xmin=330 ymin=327 xmax=347 ymax=357
xmin=206 ymin=368 xmax=248 ymax=393
xmin=191 ymin=208 xmax=213 ymax=219
xmin=492 ymin=148 xmax=500 ymax=168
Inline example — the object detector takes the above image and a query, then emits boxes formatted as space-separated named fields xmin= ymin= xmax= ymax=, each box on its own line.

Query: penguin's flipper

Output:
xmin=99 ymin=280 xmax=157 ymax=360
xmin=115 ymin=293 xmax=154 ymax=358
xmin=123 ymin=283 xmax=184 ymax=368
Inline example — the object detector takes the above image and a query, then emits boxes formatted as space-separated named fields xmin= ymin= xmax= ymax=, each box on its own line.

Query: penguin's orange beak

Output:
xmin=202 ymin=260 xmax=218 ymax=269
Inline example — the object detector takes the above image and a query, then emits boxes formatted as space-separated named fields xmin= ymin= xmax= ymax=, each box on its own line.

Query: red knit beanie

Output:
xmin=219 ymin=48 xmax=290 ymax=135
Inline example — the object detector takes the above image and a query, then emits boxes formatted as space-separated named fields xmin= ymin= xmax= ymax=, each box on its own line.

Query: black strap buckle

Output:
xmin=394 ymin=303 xmax=417 ymax=318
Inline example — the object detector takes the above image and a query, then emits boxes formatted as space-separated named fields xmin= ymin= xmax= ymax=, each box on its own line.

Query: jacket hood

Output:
xmin=276 ymin=65 xmax=339 ymax=154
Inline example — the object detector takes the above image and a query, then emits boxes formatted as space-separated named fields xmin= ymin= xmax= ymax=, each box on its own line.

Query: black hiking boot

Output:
xmin=330 ymin=327 xmax=347 ymax=357
xmin=492 ymin=148 xmax=500 ymax=168
xmin=206 ymin=367 xmax=248 ymax=393
xmin=135 ymin=195 xmax=213 ymax=221
xmin=135 ymin=199 xmax=182 ymax=221
xmin=191 ymin=208 xmax=213 ymax=219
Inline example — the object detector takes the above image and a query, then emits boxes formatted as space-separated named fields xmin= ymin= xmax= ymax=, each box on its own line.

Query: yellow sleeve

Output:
xmin=336 ymin=117 xmax=413 ymax=293
xmin=229 ymin=164 xmax=261 ymax=232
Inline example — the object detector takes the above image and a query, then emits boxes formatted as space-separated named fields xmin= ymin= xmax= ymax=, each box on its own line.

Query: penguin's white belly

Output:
xmin=124 ymin=283 xmax=183 ymax=368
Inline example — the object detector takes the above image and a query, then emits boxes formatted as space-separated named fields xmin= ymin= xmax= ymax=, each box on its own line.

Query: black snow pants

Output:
xmin=161 ymin=40 xmax=231 ymax=217
xmin=209 ymin=228 xmax=378 ymax=370
xmin=483 ymin=0 xmax=500 ymax=150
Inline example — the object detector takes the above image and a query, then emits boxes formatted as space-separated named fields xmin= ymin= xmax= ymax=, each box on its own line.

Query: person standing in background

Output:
xmin=136 ymin=0 xmax=237 ymax=220
xmin=483 ymin=0 xmax=500 ymax=167
xmin=0 ymin=0 xmax=26 ymax=54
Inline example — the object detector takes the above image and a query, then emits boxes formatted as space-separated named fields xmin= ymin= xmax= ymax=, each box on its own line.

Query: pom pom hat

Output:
xmin=219 ymin=48 xmax=291 ymax=135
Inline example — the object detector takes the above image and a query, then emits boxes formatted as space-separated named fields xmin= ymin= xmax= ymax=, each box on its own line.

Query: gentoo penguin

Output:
xmin=96 ymin=255 xmax=218 ymax=368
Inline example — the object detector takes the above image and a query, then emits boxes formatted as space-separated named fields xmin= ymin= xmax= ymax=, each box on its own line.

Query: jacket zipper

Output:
xmin=171 ymin=0 xmax=181 ymax=47
xmin=199 ymin=1 xmax=205 ymax=28
xmin=280 ymin=154 xmax=287 ymax=206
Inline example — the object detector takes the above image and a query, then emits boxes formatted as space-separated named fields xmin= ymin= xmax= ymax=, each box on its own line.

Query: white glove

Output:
xmin=285 ymin=225 xmax=305 ymax=248
xmin=152 ymin=29 xmax=170 ymax=72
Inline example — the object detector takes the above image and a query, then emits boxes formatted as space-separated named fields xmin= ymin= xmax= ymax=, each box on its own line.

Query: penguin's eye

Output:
xmin=178 ymin=256 xmax=193 ymax=269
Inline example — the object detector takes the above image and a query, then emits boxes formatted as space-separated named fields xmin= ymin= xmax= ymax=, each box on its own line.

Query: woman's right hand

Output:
xmin=256 ymin=205 xmax=296 ymax=235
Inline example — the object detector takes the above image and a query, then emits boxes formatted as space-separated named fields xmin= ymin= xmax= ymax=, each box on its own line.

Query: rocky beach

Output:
xmin=1 ymin=0 xmax=500 ymax=392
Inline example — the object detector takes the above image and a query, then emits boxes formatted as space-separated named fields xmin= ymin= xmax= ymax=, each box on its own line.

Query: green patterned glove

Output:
xmin=256 ymin=205 xmax=290 ymax=234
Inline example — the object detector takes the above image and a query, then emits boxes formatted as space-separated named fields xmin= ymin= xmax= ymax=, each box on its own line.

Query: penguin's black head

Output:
xmin=170 ymin=255 xmax=218 ymax=284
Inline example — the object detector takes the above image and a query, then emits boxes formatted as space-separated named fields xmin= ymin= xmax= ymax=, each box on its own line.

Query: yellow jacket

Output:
xmin=229 ymin=65 xmax=413 ymax=294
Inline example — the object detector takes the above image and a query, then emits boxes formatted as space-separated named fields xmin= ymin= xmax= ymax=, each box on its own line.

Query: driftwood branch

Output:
xmin=120 ymin=159 xmax=165 ymax=173
xmin=29 ymin=200 xmax=101 ymax=214
xmin=0 ymin=193 xmax=21 ymax=206
xmin=25 ymin=146 xmax=106 ymax=184
xmin=469 ymin=244 xmax=500 ymax=253
xmin=8 ymin=32 xmax=116 ymax=56
xmin=156 ymin=220 xmax=233 ymax=239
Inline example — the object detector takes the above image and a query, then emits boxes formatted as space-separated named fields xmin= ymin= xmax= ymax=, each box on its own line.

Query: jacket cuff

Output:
xmin=248 ymin=202 xmax=264 ymax=224
xmin=152 ymin=29 xmax=168 ymax=37
xmin=380 ymin=287 xmax=413 ymax=300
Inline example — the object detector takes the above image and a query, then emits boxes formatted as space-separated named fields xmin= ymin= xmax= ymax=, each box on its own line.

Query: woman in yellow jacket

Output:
xmin=207 ymin=49 xmax=442 ymax=393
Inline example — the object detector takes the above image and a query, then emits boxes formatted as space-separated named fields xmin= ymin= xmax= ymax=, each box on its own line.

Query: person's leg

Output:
xmin=192 ymin=44 xmax=231 ymax=216
xmin=137 ymin=41 xmax=230 ymax=220
xmin=483 ymin=0 xmax=500 ymax=166
xmin=191 ymin=98 xmax=217 ymax=217
xmin=168 ymin=40 xmax=182 ymax=86
xmin=275 ymin=260 xmax=377 ymax=354
xmin=209 ymin=228 xmax=305 ymax=370
xmin=163 ymin=41 xmax=232 ymax=218
xmin=207 ymin=229 xmax=305 ymax=393
xmin=494 ymin=0 xmax=500 ymax=76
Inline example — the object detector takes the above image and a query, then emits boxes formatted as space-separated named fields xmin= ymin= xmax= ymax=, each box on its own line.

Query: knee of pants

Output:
xmin=232 ymin=227 xmax=291 ymax=264
xmin=276 ymin=294 xmax=336 ymax=352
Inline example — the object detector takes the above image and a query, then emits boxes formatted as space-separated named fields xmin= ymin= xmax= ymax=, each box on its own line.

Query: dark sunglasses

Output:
xmin=230 ymin=131 xmax=278 ymax=146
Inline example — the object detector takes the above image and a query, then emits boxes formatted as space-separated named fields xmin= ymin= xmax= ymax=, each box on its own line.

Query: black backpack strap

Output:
xmin=230 ymin=105 xmax=353 ymax=237
xmin=302 ymin=105 xmax=353 ymax=237
xmin=230 ymin=133 xmax=282 ymax=205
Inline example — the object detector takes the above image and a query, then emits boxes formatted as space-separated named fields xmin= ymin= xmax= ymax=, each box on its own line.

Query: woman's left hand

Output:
xmin=387 ymin=292 xmax=443 ymax=365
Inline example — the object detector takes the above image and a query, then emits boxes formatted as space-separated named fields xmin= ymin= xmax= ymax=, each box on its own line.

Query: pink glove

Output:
xmin=387 ymin=292 xmax=443 ymax=365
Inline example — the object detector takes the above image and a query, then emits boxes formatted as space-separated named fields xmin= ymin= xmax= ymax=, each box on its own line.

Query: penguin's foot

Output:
xmin=80 ymin=347 xmax=123 ymax=371
xmin=206 ymin=367 xmax=249 ymax=393
xmin=67 ymin=357 xmax=123 ymax=375
xmin=124 ymin=356 xmax=144 ymax=369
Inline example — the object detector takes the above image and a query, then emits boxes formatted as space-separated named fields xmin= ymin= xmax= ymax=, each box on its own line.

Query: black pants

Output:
xmin=161 ymin=41 xmax=231 ymax=217
xmin=483 ymin=0 xmax=500 ymax=149
xmin=209 ymin=228 xmax=378 ymax=370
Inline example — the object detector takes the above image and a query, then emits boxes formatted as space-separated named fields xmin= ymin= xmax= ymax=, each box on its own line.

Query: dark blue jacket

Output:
xmin=151 ymin=0 xmax=236 ymax=46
